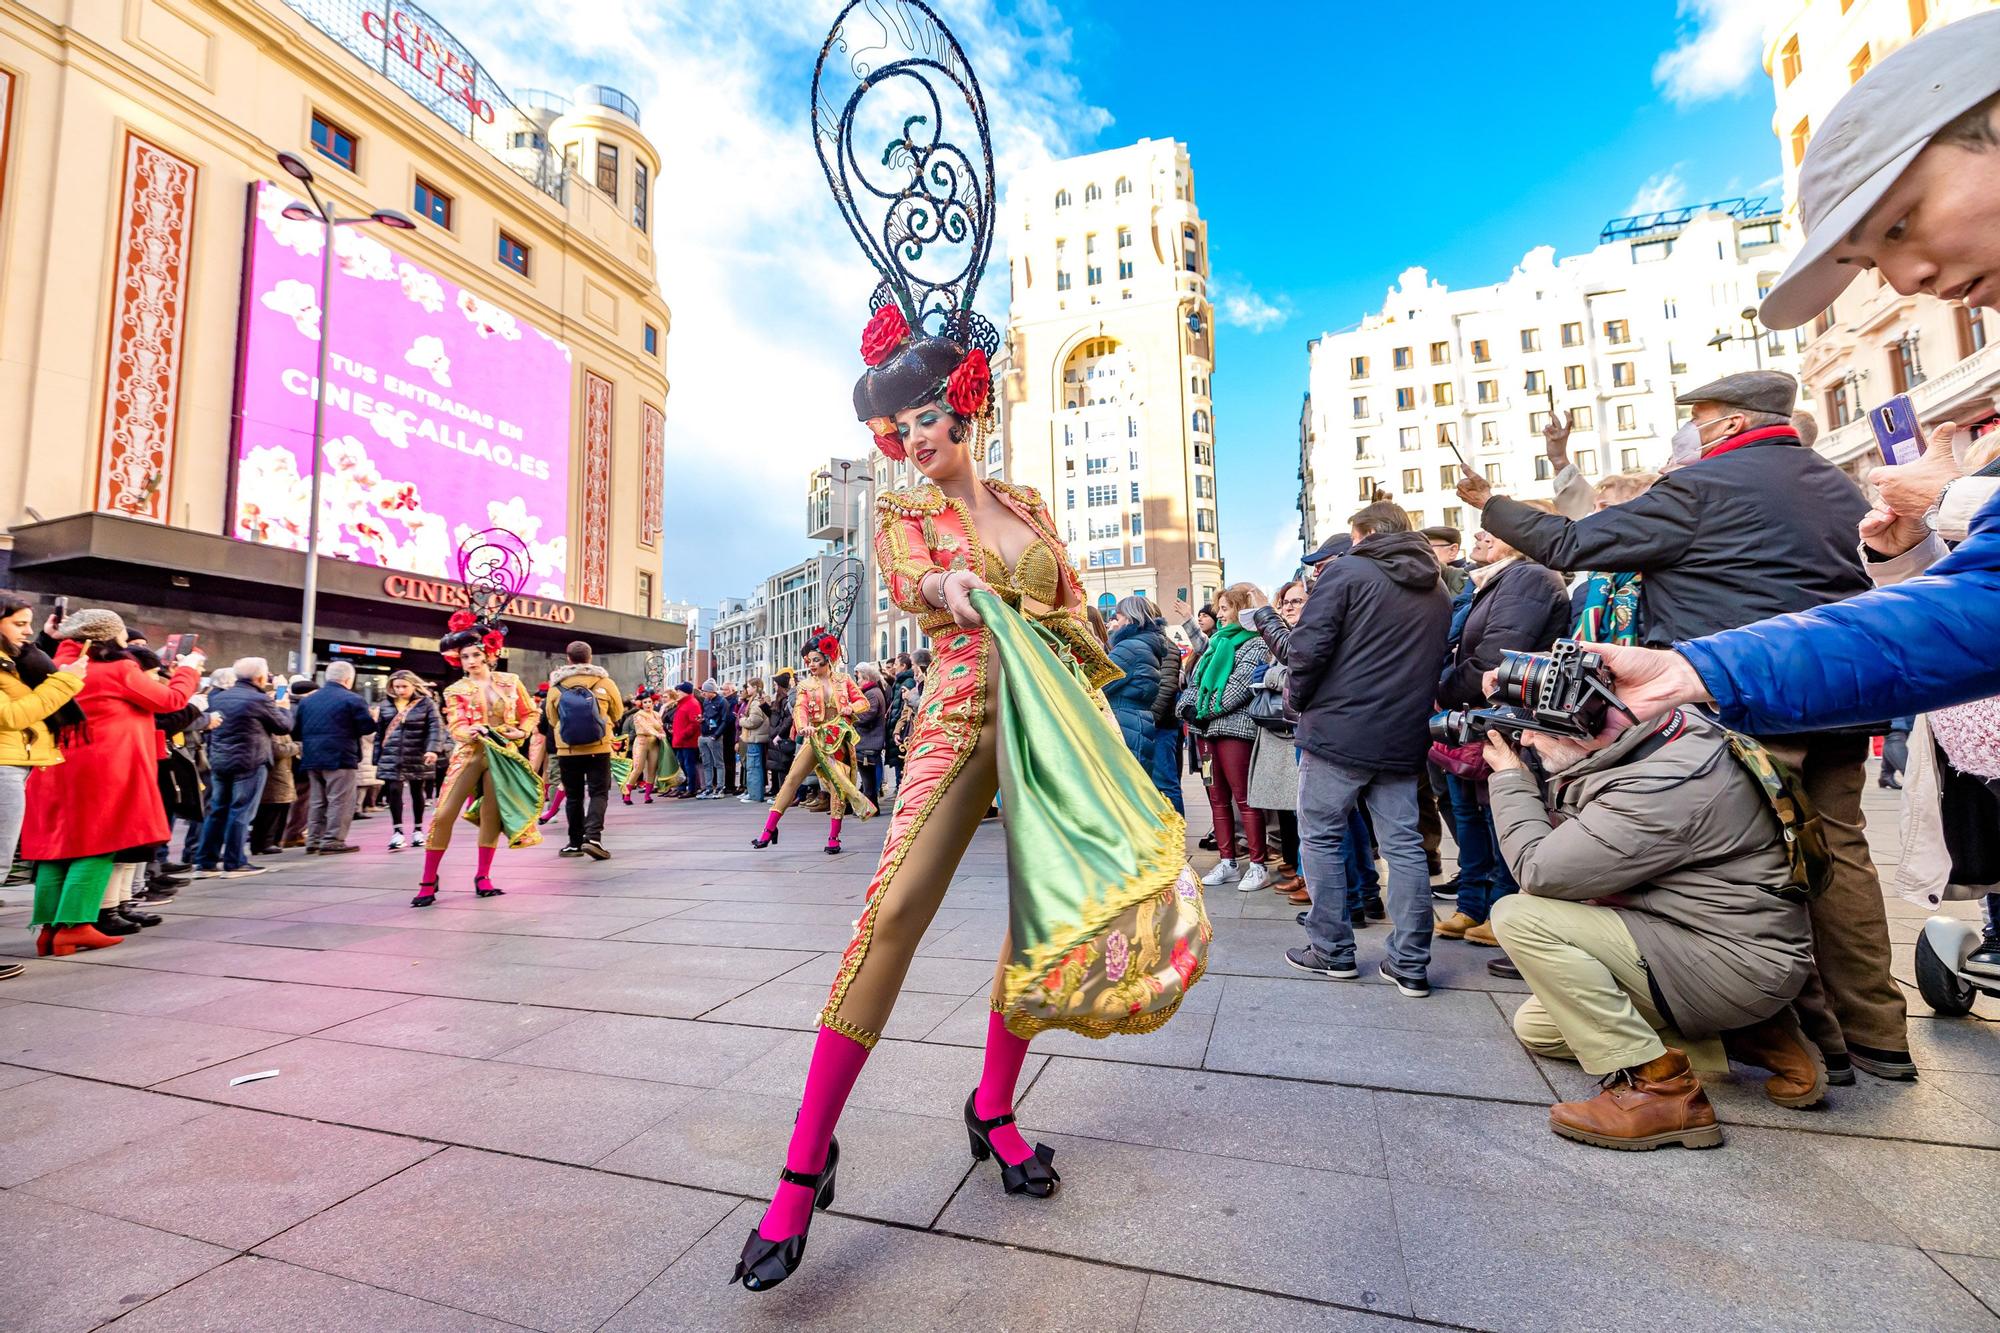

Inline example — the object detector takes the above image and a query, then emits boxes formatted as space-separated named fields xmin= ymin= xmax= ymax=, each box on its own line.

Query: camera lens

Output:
xmin=1493 ymin=651 xmax=1548 ymax=708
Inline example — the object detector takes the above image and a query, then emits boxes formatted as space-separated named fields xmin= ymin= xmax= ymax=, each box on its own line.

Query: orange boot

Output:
xmin=1548 ymin=1049 xmax=1722 ymax=1151
xmin=50 ymin=924 xmax=123 ymax=957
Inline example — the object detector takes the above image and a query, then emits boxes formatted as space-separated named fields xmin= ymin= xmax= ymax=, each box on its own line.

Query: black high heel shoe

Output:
xmin=751 ymin=827 xmax=779 ymax=849
xmin=411 ymin=880 xmax=438 ymax=908
xmin=963 ymin=1091 xmax=1059 ymax=1197
xmin=474 ymin=875 xmax=504 ymax=899
xmin=731 ymin=1137 xmax=839 ymax=1292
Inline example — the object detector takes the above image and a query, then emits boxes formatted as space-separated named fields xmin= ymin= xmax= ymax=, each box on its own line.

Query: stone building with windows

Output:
xmin=1300 ymin=206 xmax=1800 ymax=555
xmin=1003 ymin=138 xmax=1223 ymax=621
xmin=0 ymin=0 xmax=680 ymax=685
xmin=1763 ymin=0 xmax=2000 ymax=472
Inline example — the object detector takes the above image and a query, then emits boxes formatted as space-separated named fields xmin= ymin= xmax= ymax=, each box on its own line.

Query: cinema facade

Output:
xmin=0 ymin=0 xmax=684 ymax=682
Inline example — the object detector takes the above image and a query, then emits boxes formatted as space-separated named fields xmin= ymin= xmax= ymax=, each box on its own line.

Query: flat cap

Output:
xmin=1674 ymin=370 xmax=1797 ymax=417
xmin=1303 ymin=534 xmax=1353 ymax=566
xmin=1419 ymin=525 xmax=1461 ymax=547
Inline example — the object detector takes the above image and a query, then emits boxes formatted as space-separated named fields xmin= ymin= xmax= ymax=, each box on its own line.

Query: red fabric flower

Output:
xmin=945 ymin=348 xmax=991 ymax=417
xmin=867 ymin=415 xmax=906 ymax=462
xmin=447 ymin=610 xmax=477 ymax=633
xmin=859 ymin=305 xmax=910 ymax=366
xmin=481 ymin=629 xmax=505 ymax=658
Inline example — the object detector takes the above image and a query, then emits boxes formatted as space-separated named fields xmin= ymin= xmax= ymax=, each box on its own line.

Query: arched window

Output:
xmin=1192 ymin=409 xmax=1210 ymax=433
xmin=1115 ymin=176 xmax=1131 ymax=196
xmin=1055 ymin=188 xmax=1071 ymax=208
xmin=1096 ymin=593 xmax=1117 ymax=612
xmin=1084 ymin=182 xmax=1101 ymax=203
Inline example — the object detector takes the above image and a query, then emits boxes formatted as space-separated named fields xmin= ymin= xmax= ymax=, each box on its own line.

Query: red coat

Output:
xmin=669 ymin=695 xmax=703 ymax=748
xmin=23 ymin=652 xmax=198 ymax=861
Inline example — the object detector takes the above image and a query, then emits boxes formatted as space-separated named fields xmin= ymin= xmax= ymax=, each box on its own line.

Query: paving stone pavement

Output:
xmin=1 ymin=770 xmax=1996 ymax=1330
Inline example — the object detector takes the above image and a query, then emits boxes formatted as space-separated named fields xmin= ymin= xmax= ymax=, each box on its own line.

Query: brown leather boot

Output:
xmin=1723 ymin=1009 xmax=1827 ymax=1108
xmin=1548 ymin=1049 xmax=1723 ymax=1151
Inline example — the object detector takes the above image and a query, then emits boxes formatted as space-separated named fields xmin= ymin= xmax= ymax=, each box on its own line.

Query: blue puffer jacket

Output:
xmin=1679 ymin=488 xmax=2000 ymax=733
xmin=1104 ymin=620 xmax=1164 ymax=755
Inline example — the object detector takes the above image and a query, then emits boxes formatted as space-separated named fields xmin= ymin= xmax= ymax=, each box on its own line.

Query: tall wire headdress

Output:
xmin=455 ymin=527 xmax=530 ymax=625
xmin=813 ymin=0 xmax=999 ymax=358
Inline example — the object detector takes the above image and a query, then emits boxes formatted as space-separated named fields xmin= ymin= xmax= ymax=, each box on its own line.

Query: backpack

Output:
xmin=1722 ymin=730 xmax=1833 ymax=904
xmin=556 ymin=683 xmax=606 ymax=747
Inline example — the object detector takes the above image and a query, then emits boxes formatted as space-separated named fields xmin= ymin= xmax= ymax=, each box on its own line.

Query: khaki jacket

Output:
xmin=545 ymin=663 xmax=624 ymax=756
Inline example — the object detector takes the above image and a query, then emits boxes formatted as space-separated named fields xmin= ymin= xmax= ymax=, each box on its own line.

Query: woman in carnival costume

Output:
xmin=734 ymin=1 xmax=1210 ymax=1290
xmin=751 ymin=625 xmax=877 ymax=853
xmin=414 ymin=611 xmax=540 ymax=907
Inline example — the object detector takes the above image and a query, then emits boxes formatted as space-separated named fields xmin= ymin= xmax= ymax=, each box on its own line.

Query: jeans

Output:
xmin=744 ymin=742 xmax=768 ymax=800
xmin=1342 ymin=809 xmax=1381 ymax=916
xmin=698 ymin=736 xmax=724 ymax=794
xmin=674 ymin=746 xmax=701 ymax=794
xmin=197 ymin=767 xmax=269 ymax=870
xmin=1297 ymin=752 xmax=1432 ymax=976
xmin=304 ymin=768 xmax=359 ymax=849
xmin=1448 ymin=774 xmax=1504 ymax=920
xmin=557 ymin=753 xmax=611 ymax=843
xmin=0 ymin=765 xmax=26 ymax=867
xmin=1147 ymin=725 xmax=1184 ymax=814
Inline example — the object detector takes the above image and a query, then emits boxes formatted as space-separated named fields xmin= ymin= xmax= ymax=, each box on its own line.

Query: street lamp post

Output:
xmin=275 ymin=151 xmax=414 ymax=678
xmin=1706 ymin=304 xmax=1767 ymax=373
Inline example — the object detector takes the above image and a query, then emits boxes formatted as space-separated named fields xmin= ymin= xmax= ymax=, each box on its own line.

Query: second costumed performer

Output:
xmin=734 ymin=0 xmax=1212 ymax=1292
xmin=752 ymin=622 xmax=878 ymax=853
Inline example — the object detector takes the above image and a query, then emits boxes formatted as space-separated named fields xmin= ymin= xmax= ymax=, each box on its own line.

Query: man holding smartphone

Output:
xmin=1454 ymin=370 xmax=1914 ymax=1082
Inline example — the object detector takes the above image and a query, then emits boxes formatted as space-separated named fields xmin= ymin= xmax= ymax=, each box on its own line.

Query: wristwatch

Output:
xmin=1924 ymin=478 xmax=1956 ymax=532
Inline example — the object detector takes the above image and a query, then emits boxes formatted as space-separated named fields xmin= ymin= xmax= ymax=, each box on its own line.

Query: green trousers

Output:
xmin=32 ymin=855 xmax=113 ymax=927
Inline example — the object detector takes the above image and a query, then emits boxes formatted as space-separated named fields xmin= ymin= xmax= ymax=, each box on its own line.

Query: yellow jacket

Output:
xmin=0 ymin=654 xmax=84 ymax=767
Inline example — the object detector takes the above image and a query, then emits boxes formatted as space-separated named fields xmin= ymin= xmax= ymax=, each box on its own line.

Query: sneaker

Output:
xmin=1295 ymin=909 xmax=1310 ymax=926
xmin=388 ymin=831 xmax=406 ymax=852
xmin=1378 ymin=960 xmax=1430 ymax=998
xmin=582 ymin=840 xmax=611 ymax=861
xmin=559 ymin=845 xmax=584 ymax=857
xmin=0 ymin=962 xmax=23 ymax=980
xmin=1237 ymin=862 xmax=1271 ymax=893
xmin=1285 ymin=946 xmax=1358 ymax=980
xmin=160 ymin=861 xmax=192 ymax=876
xmin=1202 ymin=859 xmax=1242 ymax=887
xmin=223 ymin=864 xmax=271 ymax=878
xmin=193 ymin=865 xmax=224 ymax=879
xmin=1431 ymin=877 xmax=1462 ymax=900
xmin=133 ymin=888 xmax=179 ymax=905
xmin=737 ymin=795 xmax=758 ymax=803
xmin=1848 ymin=1044 xmax=1918 ymax=1082
xmin=1965 ymin=938 xmax=2000 ymax=979
xmin=318 ymin=844 xmax=361 ymax=856
xmin=412 ymin=831 xmax=427 ymax=848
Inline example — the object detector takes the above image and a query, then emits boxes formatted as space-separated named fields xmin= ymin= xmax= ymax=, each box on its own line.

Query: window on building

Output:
xmin=1130 ymin=481 xmax=1140 ymax=502
xmin=1529 ymin=410 xmax=1550 ymax=434
xmin=1561 ymin=364 xmax=1585 ymax=391
xmin=1432 ymin=381 xmax=1453 ymax=406
xmin=1115 ymin=176 xmax=1131 ymax=196
xmin=1438 ymin=465 xmax=1456 ymax=488
xmin=1890 ymin=337 xmax=1922 ymax=392
xmin=1127 ymin=417 xmax=1139 ymax=438
xmin=1193 ymin=443 xmax=1211 ymax=466
xmin=1571 ymin=406 xmax=1597 ymax=432
xmin=1780 ymin=34 xmax=1802 ymax=86
xmin=1350 ymin=355 xmax=1369 ymax=379
xmin=1390 ymin=346 xmax=1413 ymax=370
xmin=1055 ymin=188 xmax=1071 ymax=207
xmin=596 ymin=142 xmax=619 ymax=200
xmin=1196 ymin=509 xmax=1216 ymax=533
xmin=1603 ymin=319 xmax=1629 ymax=344
xmin=1182 ymin=225 xmax=1199 ymax=273
xmin=1118 ymin=260 xmax=1134 ymax=280
xmin=1085 ymin=233 xmax=1097 ymax=254
xmin=1357 ymin=476 xmax=1376 ymax=501
xmin=1436 ymin=422 xmax=1456 ymax=447
xmin=1086 ymin=456 xmax=1111 ymax=475
xmin=1402 ymin=468 xmax=1423 ymax=492
xmin=1611 ymin=361 xmax=1636 ymax=387
xmin=1616 ymin=403 xmax=1636 ymax=431
xmin=1430 ymin=341 xmax=1450 ymax=364
xmin=636 ymin=570 xmax=653 ymax=617
xmin=498 ymin=232 xmax=531 ymax=277
xmin=1534 ymin=457 xmax=1553 ymax=481
xmin=643 ymin=323 xmax=658 ymax=356
xmin=1085 ymin=182 xmax=1101 ymax=202
xmin=1484 ymin=463 xmax=1502 ymax=484
xmin=1087 ymin=484 xmax=1117 ymax=507
xmin=1192 ymin=409 xmax=1210 ymax=433
xmin=1476 ymin=379 xmax=1498 ymax=403
xmin=1479 ymin=420 xmax=1498 ymax=446
xmin=1065 ymin=488 xmax=1076 ymax=510
xmin=1134 ymin=509 xmax=1148 ymax=530
xmin=1395 ymin=387 xmax=1417 ymax=411
xmin=1826 ymin=380 xmax=1854 ymax=428
xmin=1399 ymin=426 xmax=1420 ymax=450
xmin=511 ymin=131 xmax=545 ymax=150
xmin=1524 ymin=369 xmax=1546 ymax=393
xmin=1056 ymin=271 xmax=1071 ymax=291
xmin=1560 ymin=322 xmax=1583 ymax=347
xmin=1471 ymin=338 xmax=1491 ymax=363
xmin=1130 ymin=543 xmax=1144 ymax=565
xmin=1578 ymin=449 xmax=1599 ymax=475
xmin=310 ymin=113 xmax=358 ymax=170
xmin=1087 ymin=265 xmax=1103 ymax=286
xmin=633 ymin=161 xmax=649 ymax=231
xmin=1354 ymin=436 xmax=1371 ymax=460
xmin=1791 ymin=116 xmax=1811 ymax=168
xmin=413 ymin=178 xmax=452 ymax=227
xmin=1621 ymin=447 xmax=1640 ymax=470
xmin=1847 ymin=44 xmax=1873 ymax=83
xmin=1662 ymin=296 xmax=1679 ymax=319
xmin=1520 ymin=328 xmax=1541 ymax=352
xmin=1443 ymin=505 xmax=1462 ymax=528
xmin=1957 ymin=305 xmax=1988 ymax=356
xmin=1193 ymin=472 xmax=1213 ymax=498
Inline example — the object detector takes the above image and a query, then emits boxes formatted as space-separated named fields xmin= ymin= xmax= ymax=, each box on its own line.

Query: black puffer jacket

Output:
xmin=1436 ymin=558 xmax=1574 ymax=708
xmin=204 ymin=681 xmax=293 ymax=774
xmin=374 ymin=695 xmax=447 ymax=783
xmin=1479 ymin=430 xmax=1869 ymax=645
xmin=1286 ymin=531 xmax=1451 ymax=772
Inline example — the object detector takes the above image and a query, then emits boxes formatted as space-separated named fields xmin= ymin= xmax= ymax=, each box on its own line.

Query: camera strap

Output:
xmin=1721 ymin=730 xmax=1833 ymax=904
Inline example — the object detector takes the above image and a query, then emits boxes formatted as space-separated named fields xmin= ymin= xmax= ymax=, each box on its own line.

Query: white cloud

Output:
xmin=1652 ymin=0 xmax=1770 ymax=106
xmin=1623 ymin=164 xmax=1688 ymax=217
xmin=1212 ymin=275 xmax=1290 ymax=333
xmin=1230 ymin=515 xmax=1306 ymax=600
xmin=419 ymin=0 xmax=1109 ymax=606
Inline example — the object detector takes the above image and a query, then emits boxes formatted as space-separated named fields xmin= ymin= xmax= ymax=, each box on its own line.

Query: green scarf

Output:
xmin=1195 ymin=623 xmax=1254 ymax=716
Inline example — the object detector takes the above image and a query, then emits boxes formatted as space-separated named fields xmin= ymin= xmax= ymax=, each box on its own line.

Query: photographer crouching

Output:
xmin=1451 ymin=644 xmax=1826 ymax=1151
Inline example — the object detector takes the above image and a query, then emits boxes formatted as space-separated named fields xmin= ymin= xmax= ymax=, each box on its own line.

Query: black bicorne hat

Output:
xmin=853 ymin=334 xmax=967 ymax=421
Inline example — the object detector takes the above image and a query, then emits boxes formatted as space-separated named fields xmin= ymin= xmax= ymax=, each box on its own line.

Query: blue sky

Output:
xmin=430 ymin=0 xmax=1783 ymax=610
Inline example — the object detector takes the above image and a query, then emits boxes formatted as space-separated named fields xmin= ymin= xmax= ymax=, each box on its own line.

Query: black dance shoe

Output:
xmin=963 ymin=1091 xmax=1059 ymax=1197
xmin=411 ymin=879 xmax=438 ymax=909
xmin=731 ymin=1137 xmax=839 ymax=1292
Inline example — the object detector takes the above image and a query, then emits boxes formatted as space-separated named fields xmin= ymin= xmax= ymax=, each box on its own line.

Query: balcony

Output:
xmin=581 ymin=85 xmax=642 ymax=125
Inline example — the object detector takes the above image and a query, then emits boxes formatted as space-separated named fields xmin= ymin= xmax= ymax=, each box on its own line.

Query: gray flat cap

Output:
xmin=1760 ymin=9 xmax=2000 ymax=328
xmin=1674 ymin=370 xmax=1797 ymax=417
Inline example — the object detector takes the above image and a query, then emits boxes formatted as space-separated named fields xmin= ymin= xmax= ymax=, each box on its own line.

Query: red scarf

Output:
xmin=1700 ymin=424 xmax=1799 ymax=461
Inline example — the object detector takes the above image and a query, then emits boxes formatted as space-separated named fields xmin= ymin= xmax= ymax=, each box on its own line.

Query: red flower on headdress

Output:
xmin=945 ymin=348 xmax=991 ymax=417
xmin=859 ymin=305 xmax=911 ymax=366
xmin=447 ymin=610 xmax=476 ymax=633
xmin=866 ymin=416 xmax=906 ymax=462
xmin=481 ymin=629 xmax=506 ymax=658
xmin=813 ymin=632 xmax=842 ymax=662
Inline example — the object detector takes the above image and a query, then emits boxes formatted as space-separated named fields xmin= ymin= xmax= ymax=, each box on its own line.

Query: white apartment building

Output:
xmin=1004 ymin=138 xmax=1224 ymax=618
xmin=709 ymin=597 xmax=768 ymax=688
xmin=1300 ymin=206 xmax=1801 ymax=550
xmin=762 ymin=554 xmax=831 ymax=679
xmin=1764 ymin=0 xmax=2000 ymax=471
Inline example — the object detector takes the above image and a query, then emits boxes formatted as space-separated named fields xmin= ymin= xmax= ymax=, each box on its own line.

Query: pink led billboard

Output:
xmin=230 ymin=180 xmax=572 ymax=595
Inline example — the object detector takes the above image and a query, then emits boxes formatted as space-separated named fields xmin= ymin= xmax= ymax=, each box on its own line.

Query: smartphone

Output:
xmin=181 ymin=632 xmax=199 ymax=659
xmin=160 ymin=633 xmax=184 ymax=665
xmin=52 ymin=596 xmax=68 ymax=621
xmin=1868 ymin=394 xmax=1924 ymax=466
xmin=273 ymin=681 xmax=289 ymax=702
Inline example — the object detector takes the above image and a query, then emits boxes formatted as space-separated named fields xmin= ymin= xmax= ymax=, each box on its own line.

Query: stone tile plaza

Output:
xmin=2 ymin=779 xmax=1996 ymax=1331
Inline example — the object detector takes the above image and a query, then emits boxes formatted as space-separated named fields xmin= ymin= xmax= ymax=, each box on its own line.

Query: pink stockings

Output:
xmin=475 ymin=844 xmax=496 ymax=880
xmin=418 ymin=845 xmax=495 ymax=889
xmin=758 ymin=1028 xmax=869 ymax=1242
xmin=974 ymin=1011 xmax=1034 ymax=1165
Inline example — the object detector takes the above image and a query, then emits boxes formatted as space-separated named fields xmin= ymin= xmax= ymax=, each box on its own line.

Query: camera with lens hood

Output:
xmin=1429 ymin=640 xmax=1634 ymax=747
